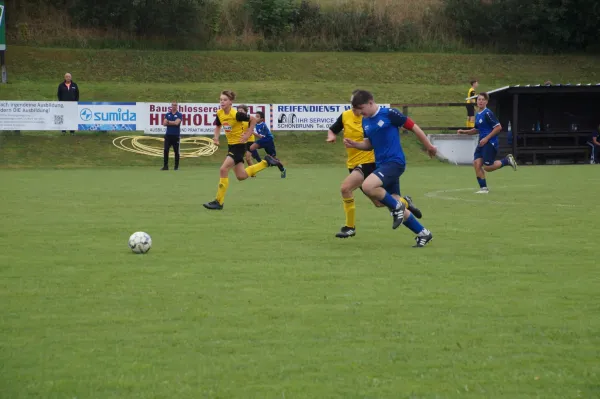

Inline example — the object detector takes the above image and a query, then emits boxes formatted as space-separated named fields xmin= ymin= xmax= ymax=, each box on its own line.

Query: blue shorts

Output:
xmin=255 ymin=138 xmax=276 ymax=157
xmin=474 ymin=142 xmax=498 ymax=166
xmin=372 ymin=162 xmax=405 ymax=195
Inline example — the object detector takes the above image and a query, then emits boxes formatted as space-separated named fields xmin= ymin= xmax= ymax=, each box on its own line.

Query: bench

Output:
xmin=518 ymin=146 xmax=590 ymax=164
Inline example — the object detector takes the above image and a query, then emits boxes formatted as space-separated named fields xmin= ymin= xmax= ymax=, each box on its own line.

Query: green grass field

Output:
xmin=1 ymin=164 xmax=599 ymax=399
xmin=2 ymin=45 xmax=600 ymax=398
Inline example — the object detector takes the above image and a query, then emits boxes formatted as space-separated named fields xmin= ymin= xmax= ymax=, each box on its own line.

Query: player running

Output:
xmin=203 ymin=91 xmax=283 ymax=210
xmin=326 ymin=105 xmax=423 ymax=239
xmin=344 ymin=90 xmax=436 ymax=247
xmin=248 ymin=111 xmax=286 ymax=178
xmin=236 ymin=104 xmax=262 ymax=167
xmin=457 ymin=92 xmax=517 ymax=194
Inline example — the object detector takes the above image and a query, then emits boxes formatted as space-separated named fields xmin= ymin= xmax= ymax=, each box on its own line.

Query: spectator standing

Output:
xmin=161 ymin=101 xmax=182 ymax=170
xmin=590 ymin=126 xmax=600 ymax=164
xmin=57 ymin=72 xmax=79 ymax=135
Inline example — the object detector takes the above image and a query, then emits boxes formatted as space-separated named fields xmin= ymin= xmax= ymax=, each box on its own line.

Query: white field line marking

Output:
xmin=424 ymin=185 xmax=578 ymax=208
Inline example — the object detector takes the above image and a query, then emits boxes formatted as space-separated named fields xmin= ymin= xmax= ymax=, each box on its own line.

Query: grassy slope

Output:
xmin=1 ymin=46 xmax=600 ymax=168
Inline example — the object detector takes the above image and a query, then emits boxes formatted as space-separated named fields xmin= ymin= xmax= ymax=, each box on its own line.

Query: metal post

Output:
xmin=1 ymin=51 xmax=6 ymax=83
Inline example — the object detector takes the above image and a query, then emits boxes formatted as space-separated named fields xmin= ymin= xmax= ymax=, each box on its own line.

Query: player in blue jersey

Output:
xmin=457 ymin=92 xmax=517 ymax=194
xmin=344 ymin=90 xmax=437 ymax=248
xmin=249 ymin=111 xmax=286 ymax=178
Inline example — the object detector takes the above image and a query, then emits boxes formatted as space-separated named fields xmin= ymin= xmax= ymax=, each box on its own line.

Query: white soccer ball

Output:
xmin=128 ymin=231 xmax=152 ymax=254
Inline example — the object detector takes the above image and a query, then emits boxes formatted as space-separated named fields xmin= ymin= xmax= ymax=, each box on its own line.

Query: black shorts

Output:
xmin=348 ymin=162 xmax=377 ymax=179
xmin=227 ymin=144 xmax=247 ymax=164
xmin=466 ymin=104 xmax=475 ymax=117
xmin=245 ymin=142 xmax=254 ymax=152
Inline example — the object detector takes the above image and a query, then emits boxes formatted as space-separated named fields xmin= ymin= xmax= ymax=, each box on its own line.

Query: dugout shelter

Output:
xmin=482 ymin=83 xmax=600 ymax=165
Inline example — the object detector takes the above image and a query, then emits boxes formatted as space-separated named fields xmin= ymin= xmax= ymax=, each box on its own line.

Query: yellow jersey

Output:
xmin=337 ymin=109 xmax=375 ymax=169
xmin=467 ymin=87 xmax=476 ymax=104
xmin=242 ymin=121 xmax=255 ymax=142
xmin=216 ymin=108 xmax=248 ymax=145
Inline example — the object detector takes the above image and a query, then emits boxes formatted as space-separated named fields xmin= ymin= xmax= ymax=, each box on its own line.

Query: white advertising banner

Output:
xmin=0 ymin=101 xmax=78 ymax=131
xmin=141 ymin=103 xmax=271 ymax=135
xmin=272 ymin=104 xmax=391 ymax=131
xmin=77 ymin=102 xmax=140 ymax=131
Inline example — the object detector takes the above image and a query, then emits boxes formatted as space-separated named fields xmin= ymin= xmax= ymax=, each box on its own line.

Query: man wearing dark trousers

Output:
xmin=57 ymin=72 xmax=79 ymax=135
xmin=162 ymin=101 xmax=183 ymax=170
xmin=591 ymin=126 xmax=600 ymax=164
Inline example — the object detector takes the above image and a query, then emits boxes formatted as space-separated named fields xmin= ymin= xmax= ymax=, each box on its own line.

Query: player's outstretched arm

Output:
xmin=457 ymin=128 xmax=478 ymax=135
xmin=409 ymin=123 xmax=437 ymax=158
xmin=212 ymin=125 xmax=220 ymax=146
xmin=344 ymin=137 xmax=372 ymax=151
xmin=326 ymin=129 xmax=337 ymax=143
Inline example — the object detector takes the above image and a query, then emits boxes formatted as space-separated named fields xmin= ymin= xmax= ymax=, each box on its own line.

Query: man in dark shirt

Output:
xmin=57 ymin=73 xmax=79 ymax=135
xmin=591 ymin=127 xmax=600 ymax=164
xmin=161 ymin=101 xmax=183 ymax=170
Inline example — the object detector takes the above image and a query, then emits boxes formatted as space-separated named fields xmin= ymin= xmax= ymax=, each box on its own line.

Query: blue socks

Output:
xmin=381 ymin=192 xmax=399 ymax=210
xmin=500 ymin=157 xmax=509 ymax=167
xmin=403 ymin=213 xmax=425 ymax=234
xmin=251 ymin=150 xmax=261 ymax=162
xmin=477 ymin=177 xmax=487 ymax=188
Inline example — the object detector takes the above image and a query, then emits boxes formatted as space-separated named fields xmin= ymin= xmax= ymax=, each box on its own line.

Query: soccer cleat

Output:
xmin=203 ymin=200 xmax=223 ymax=210
xmin=404 ymin=195 xmax=422 ymax=219
xmin=413 ymin=232 xmax=433 ymax=248
xmin=391 ymin=201 xmax=406 ymax=230
xmin=507 ymin=154 xmax=518 ymax=171
xmin=281 ymin=168 xmax=287 ymax=178
xmin=265 ymin=155 xmax=283 ymax=168
xmin=475 ymin=188 xmax=489 ymax=194
xmin=161 ymin=166 xmax=169 ymax=171
xmin=335 ymin=226 xmax=356 ymax=238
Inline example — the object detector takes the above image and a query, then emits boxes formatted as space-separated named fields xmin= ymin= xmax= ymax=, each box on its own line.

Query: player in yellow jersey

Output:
xmin=466 ymin=79 xmax=478 ymax=128
xmin=326 ymin=104 xmax=423 ymax=238
xmin=203 ymin=91 xmax=283 ymax=210
xmin=236 ymin=104 xmax=262 ymax=167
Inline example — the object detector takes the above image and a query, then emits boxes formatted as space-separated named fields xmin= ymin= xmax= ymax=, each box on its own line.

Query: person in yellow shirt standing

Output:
xmin=326 ymin=101 xmax=423 ymax=239
xmin=466 ymin=79 xmax=478 ymax=128
xmin=203 ymin=91 xmax=283 ymax=210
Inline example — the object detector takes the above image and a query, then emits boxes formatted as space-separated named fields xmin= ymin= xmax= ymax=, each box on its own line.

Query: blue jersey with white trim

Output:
xmin=255 ymin=122 xmax=274 ymax=140
xmin=362 ymin=107 xmax=408 ymax=166
xmin=475 ymin=108 xmax=501 ymax=145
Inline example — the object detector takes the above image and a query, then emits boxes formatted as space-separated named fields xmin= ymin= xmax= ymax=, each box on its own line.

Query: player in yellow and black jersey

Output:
xmin=236 ymin=104 xmax=262 ymax=167
xmin=203 ymin=90 xmax=283 ymax=210
xmin=326 ymin=99 xmax=423 ymax=238
xmin=466 ymin=79 xmax=478 ymax=128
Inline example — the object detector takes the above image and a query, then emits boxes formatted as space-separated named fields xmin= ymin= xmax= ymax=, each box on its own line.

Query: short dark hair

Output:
xmin=236 ymin=104 xmax=249 ymax=113
xmin=470 ymin=79 xmax=478 ymax=86
xmin=351 ymin=90 xmax=374 ymax=108
xmin=478 ymin=92 xmax=489 ymax=101
xmin=255 ymin=111 xmax=265 ymax=119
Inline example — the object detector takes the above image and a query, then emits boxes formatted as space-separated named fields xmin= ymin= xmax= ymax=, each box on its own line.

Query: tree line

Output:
xmin=6 ymin=0 xmax=600 ymax=53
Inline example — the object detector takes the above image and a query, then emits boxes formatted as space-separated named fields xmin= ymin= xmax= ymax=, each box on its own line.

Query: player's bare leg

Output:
xmin=473 ymin=158 xmax=489 ymax=194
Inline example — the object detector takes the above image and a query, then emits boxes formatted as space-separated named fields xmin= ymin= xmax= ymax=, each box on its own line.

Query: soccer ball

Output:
xmin=128 ymin=231 xmax=152 ymax=254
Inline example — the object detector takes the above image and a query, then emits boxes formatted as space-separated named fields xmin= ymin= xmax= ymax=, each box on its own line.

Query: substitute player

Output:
xmin=344 ymin=90 xmax=436 ymax=247
xmin=466 ymin=79 xmax=478 ymax=128
xmin=249 ymin=111 xmax=286 ymax=178
xmin=326 ymin=106 xmax=423 ymax=239
xmin=236 ymin=104 xmax=262 ymax=167
xmin=203 ymin=91 xmax=283 ymax=210
xmin=457 ymin=92 xmax=517 ymax=194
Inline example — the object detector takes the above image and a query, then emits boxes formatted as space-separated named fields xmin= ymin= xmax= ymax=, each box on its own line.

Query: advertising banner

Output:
xmin=77 ymin=102 xmax=139 ymax=131
xmin=141 ymin=102 xmax=270 ymax=135
xmin=0 ymin=101 xmax=78 ymax=131
xmin=272 ymin=104 xmax=390 ymax=131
